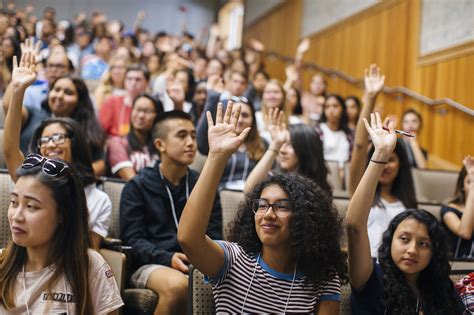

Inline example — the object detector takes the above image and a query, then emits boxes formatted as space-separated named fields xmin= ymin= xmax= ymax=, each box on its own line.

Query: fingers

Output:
xmin=277 ymin=110 xmax=284 ymax=127
xmin=362 ymin=117 xmax=371 ymax=134
xmin=206 ymin=111 xmax=214 ymax=127
xmin=230 ymin=104 xmax=241 ymax=128
xmin=223 ymin=101 xmax=233 ymax=124
xmin=238 ymin=127 xmax=251 ymax=142
xmin=370 ymin=112 xmax=376 ymax=128
xmin=375 ymin=112 xmax=383 ymax=129
xmin=12 ymin=55 xmax=18 ymax=70
xmin=215 ymin=102 xmax=223 ymax=124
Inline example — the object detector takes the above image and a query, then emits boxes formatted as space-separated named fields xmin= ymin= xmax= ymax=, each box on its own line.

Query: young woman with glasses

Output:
xmin=0 ymin=155 xmax=123 ymax=314
xmin=3 ymin=49 xmax=112 ymax=250
xmin=178 ymin=103 xmax=347 ymax=313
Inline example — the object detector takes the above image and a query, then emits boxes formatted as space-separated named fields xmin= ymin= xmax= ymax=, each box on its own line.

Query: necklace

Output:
xmin=158 ymin=165 xmax=189 ymax=229
xmin=22 ymin=265 xmax=69 ymax=315
xmin=240 ymin=253 xmax=297 ymax=313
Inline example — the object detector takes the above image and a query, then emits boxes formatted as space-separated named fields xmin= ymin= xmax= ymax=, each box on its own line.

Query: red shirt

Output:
xmin=99 ymin=95 xmax=131 ymax=137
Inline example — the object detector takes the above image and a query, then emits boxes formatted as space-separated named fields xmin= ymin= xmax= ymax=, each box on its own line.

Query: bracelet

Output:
xmin=370 ymin=159 xmax=388 ymax=165
xmin=268 ymin=148 xmax=279 ymax=155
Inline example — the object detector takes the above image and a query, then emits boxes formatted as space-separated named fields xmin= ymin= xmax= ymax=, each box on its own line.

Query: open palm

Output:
xmin=364 ymin=64 xmax=385 ymax=96
xmin=363 ymin=112 xmax=396 ymax=154
xmin=207 ymin=102 xmax=250 ymax=157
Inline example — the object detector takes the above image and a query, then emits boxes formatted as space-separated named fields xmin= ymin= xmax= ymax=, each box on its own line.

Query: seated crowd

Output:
xmin=0 ymin=5 xmax=472 ymax=314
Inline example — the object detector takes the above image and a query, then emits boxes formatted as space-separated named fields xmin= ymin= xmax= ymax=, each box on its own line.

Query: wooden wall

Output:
xmin=244 ymin=0 xmax=474 ymax=169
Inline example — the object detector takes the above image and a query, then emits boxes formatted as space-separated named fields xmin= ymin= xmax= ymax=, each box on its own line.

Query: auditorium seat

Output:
xmin=326 ymin=160 xmax=344 ymax=191
xmin=219 ymin=189 xmax=245 ymax=239
xmin=190 ymin=151 xmax=207 ymax=173
xmin=412 ymin=168 xmax=458 ymax=203
xmin=0 ymin=129 xmax=6 ymax=169
xmin=0 ymin=169 xmax=12 ymax=249
xmin=100 ymin=177 xmax=159 ymax=314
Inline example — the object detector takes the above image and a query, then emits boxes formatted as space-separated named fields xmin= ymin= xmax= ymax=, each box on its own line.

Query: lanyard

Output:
xmin=158 ymin=166 xmax=189 ymax=229
xmin=227 ymin=152 xmax=249 ymax=183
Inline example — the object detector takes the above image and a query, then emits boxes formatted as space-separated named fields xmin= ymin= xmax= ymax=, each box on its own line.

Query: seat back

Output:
xmin=219 ymin=189 xmax=245 ymax=239
xmin=412 ymin=168 xmax=458 ymax=203
xmin=189 ymin=151 xmax=207 ymax=173
xmin=0 ymin=129 xmax=6 ymax=169
xmin=188 ymin=266 xmax=215 ymax=314
xmin=326 ymin=160 xmax=343 ymax=191
xmin=101 ymin=177 xmax=126 ymax=238
xmin=340 ymin=283 xmax=352 ymax=315
xmin=418 ymin=202 xmax=442 ymax=220
xmin=0 ymin=170 xmax=12 ymax=248
xmin=100 ymin=248 xmax=126 ymax=293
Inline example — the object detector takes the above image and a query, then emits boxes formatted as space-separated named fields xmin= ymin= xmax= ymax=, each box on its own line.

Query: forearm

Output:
xmin=348 ymin=93 xmax=377 ymax=195
xmin=243 ymin=148 xmax=278 ymax=194
xmin=178 ymin=154 xmax=227 ymax=246
xmin=409 ymin=139 xmax=427 ymax=169
xmin=206 ymin=35 xmax=218 ymax=59
xmin=3 ymin=85 xmax=27 ymax=182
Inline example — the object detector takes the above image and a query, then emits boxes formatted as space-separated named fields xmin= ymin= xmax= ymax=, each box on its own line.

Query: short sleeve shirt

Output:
xmin=2 ymin=250 xmax=123 ymax=314
xmin=208 ymin=241 xmax=341 ymax=313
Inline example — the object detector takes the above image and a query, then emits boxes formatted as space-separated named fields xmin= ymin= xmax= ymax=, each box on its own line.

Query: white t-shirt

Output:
xmin=320 ymin=123 xmax=350 ymax=165
xmin=85 ymin=185 xmax=112 ymax=238
xmin=368 ymin=198 xmax=406 ymax=257
xmin=2 ymin=250 xmax=123 ymax=314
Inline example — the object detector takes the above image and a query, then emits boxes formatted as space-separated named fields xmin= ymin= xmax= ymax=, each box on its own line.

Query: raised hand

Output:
xmin=285 ymin=64 xmax=299 ymax=82
xmin=20 ymin=37 xmax=41 ymax=66
xmin=363 ymin=112 xmax=396 ymax=160
xmin=207 ymin=101 xmax=251 ymax=157
xmin=266 ymin=108 xmax=289 ymax=149
xmin=296 ymin=38 xmax=310 ymax=54
xmin=11 ymin=46 xmax=38 ymax=90
xmin=364 ymin=64 xmax=385 ymax=97
xmin=464 ymin=155 xmax=474 ymax=181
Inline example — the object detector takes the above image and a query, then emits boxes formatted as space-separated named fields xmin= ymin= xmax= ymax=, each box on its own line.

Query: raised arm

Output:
xmin=3 ymin=40 xmax=39 ymax=182
xmin=346 ymin=112 xmax=396 ymax=291
xmin=243 ymin=108 xmax=289 ymax=194
xmin=443 ymin=156 xmax=474 ymax=239
xmin=348 ymin=64 xmax=385 ymax=195
xmin=178 ymin=101 xmax=250 ymax=277
xmin=406 ymin=135 xmax=427 ymax=169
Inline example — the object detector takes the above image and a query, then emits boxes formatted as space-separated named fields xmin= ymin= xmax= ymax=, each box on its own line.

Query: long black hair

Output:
xmin=288 ymin=124 xmax=331 ymax=193
xmin=320 ymin=94 xmax=351 ymax=135
xmin=450 ymin=166 xmax=467 ymax=205
xmin=369 ymin=139 xmax=417 ymax=209
xmin=29 ymin=117 xmax=97 ymax=186
xmin=41 ymin=75 xmax=106 ymax=161
xmin=2 ymin=36 xmax=21 ymax=72
xmin=228 ymin=173 xmax=347 ymax=286
xmin=378 ymin=209 xmax=462 ymax=314
xmin=127 ymin=93 xmax=163 ymax=155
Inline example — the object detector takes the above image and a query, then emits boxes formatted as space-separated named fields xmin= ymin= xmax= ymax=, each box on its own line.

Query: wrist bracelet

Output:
xmin=370 ymin=159 xmax=388 ymax=165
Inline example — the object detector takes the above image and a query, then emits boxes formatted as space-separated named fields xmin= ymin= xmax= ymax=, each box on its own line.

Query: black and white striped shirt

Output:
xmin=209 ymin=241 xmax=341 ymax=313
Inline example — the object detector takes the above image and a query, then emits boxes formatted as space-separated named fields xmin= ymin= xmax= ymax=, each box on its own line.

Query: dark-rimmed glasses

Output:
xmin=37 ymin=133 xmax=70 ymax=148
xmin=22 ymin=154 xmax=69 ymax=177
xmin=251 ymin=199 xmax=292 ymax=217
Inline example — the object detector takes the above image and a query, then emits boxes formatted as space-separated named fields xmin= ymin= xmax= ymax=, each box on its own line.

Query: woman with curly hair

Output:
xmin=244 ymin=108 xmax=331 ymax=194
xmin=178 ymin=102 xmax=347 ymax=313
xmin=346 ymin=112 xmax=464 ymax=314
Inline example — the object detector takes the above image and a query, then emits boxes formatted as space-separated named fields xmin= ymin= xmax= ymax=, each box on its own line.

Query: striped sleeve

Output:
xmin=319 ymin=273 xmax=341 ymax=301
xmin=207 ymin=241 xmax=242 ymax=286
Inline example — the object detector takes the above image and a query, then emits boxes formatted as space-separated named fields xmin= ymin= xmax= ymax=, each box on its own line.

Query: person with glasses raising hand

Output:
xmin=178 ymin=102 xmax=347 ymax=313
xmin=0 ymin=155 xmax=123 ymax=314
xmin=3 ymin=48 xmax=112 ymax=251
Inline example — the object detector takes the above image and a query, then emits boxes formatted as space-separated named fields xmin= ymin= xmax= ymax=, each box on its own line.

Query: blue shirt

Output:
xmin=23 ymin=80 xmax=49 ymax=110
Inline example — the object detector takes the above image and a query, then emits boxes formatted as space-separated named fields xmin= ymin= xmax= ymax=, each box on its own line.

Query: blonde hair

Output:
xmin=261 ymin=79 xmax=290 ymax=123
xmin=94 ymin=54 xmax=131 ymax=109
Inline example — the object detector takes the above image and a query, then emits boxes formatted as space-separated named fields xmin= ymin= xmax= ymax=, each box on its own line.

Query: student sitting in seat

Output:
xmin=120 ymin=110 xmax=222 ymax=315
xmin=346 ymin=112 xmax=464 ymax=314
xmin=441 ymin=156 xmax=474 ymax=259
xmin=178 ymin=102 xmax=347 ymax=313
xmin=3 ymin=48 xmax=111 ymax=251
xmin=0 ymin=156 xmax=123 ymax=314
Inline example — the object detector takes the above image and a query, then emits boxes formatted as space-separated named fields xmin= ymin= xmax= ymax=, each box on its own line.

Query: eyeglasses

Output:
xmin=230 ymin=96 xmax=250 ymax=105
xmin=251 ymin=199 xmax=292 ymax=217
xmin=37 ymin=133 xmax=70 ymax=148
xmin=22 ymin=154 xmax=69 ymax=177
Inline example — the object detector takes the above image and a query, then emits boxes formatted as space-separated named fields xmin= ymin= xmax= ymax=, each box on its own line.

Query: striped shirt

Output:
xmin=209 ymin=241 xmax=341 ymax=313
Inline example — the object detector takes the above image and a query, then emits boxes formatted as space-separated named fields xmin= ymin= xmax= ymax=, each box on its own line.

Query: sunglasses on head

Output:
xmin=230 ymin=96 xmax=250 ymax=105
xmin=22 ymin=154 xmax=70 ymax=177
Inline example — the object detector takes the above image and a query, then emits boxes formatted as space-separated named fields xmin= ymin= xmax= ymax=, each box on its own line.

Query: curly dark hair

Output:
xmin=228 ymin=173 xmax=347 ymax=286
xmin=378 ymin=209 xmax=462 ymax=314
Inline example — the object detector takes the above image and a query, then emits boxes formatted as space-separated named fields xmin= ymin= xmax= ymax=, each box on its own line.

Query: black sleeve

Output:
xmin=196 ymin=91 xmax=222 ymax=155
xmin=206 ymin=191 xmax=223 ymax=240
xmin=120 ymin=179 xmax=174 ymax=266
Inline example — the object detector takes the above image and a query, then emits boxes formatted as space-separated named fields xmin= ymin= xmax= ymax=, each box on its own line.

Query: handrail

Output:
xmin=264 ymin=50 xmax=474 ymax=116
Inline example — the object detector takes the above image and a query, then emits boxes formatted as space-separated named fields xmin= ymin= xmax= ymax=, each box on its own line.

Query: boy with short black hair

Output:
xmin=120 ymin=110 xmax=222 ymax=314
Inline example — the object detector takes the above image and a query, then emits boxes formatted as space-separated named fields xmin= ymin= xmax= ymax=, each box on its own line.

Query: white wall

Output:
xmin=244 ymin=0 xmax=285 ymax=26
xmin=301 ymin=0 xmax=377 ymax=37
xmin=11 ymin=0 xmax=216 ymax=36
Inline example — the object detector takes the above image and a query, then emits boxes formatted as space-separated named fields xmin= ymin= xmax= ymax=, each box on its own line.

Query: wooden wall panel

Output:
xmin=244 ymin=0 xmax=474 ymax=169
